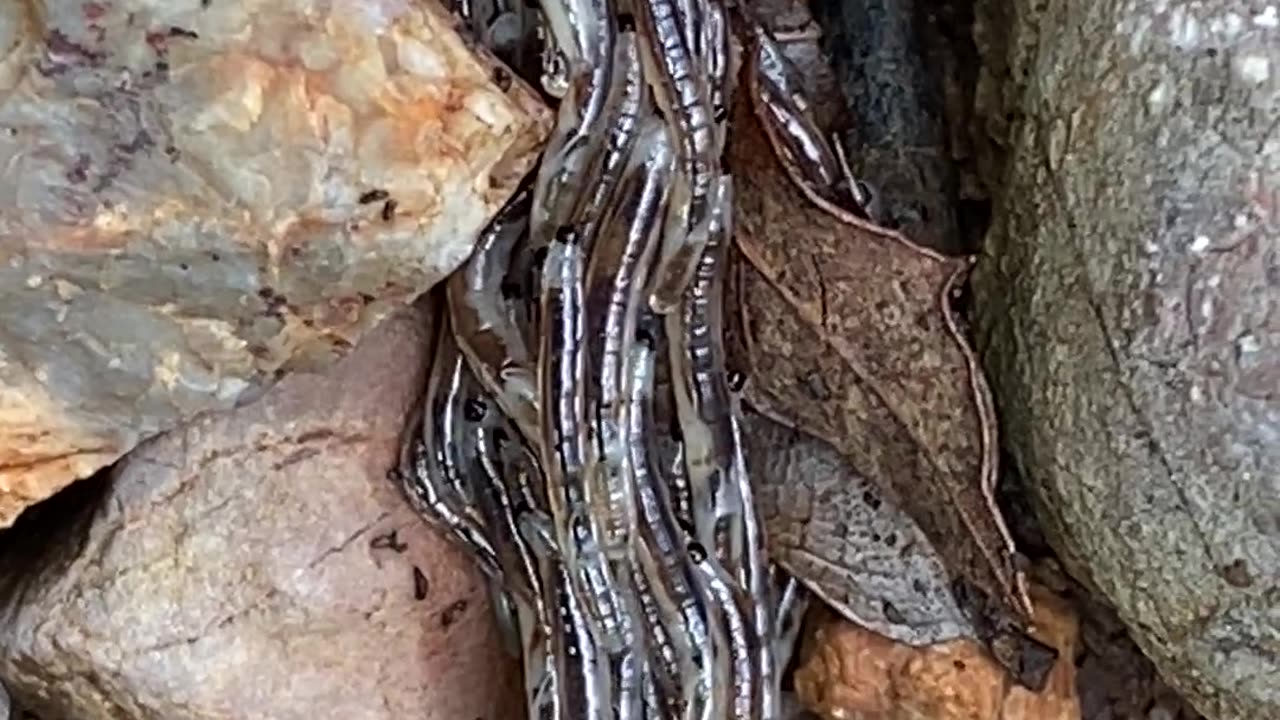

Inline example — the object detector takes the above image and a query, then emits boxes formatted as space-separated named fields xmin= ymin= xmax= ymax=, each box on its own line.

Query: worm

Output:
xmin=663 ymin=174 xmax=735 ymax=553
xmin=730 ymin=415 xmax=778 ymax=716
xmin=398 ymin=322 xmax=502 ymax=581
xmin=635 ymin=0 xmax=720 ymax=313
xmin=583 ymin=119 xmax=673 ymax=556
xmin=744 ymin=23 xmax=872 ymax=217
xmin=471 ymin=386 xmax=544 ymax=606
xmin=571 ymin=31 xmax=649 ymax=252
xmin=523 ymin=511 xmax=611 ymax=719
xmin=449 ymin=182 xmax=541 ymax=447
xmin=773 ymin=572 xmax=811 ymax=670
xmin=531 ymin=0 xmax=619 ymax=253
xmin=537 ymin=223 xmax=592 ymax=564
xmin=627 ymin=328 xmax=728 ymax=720
xmin=689 ymin=541 xmax=758 ymax=720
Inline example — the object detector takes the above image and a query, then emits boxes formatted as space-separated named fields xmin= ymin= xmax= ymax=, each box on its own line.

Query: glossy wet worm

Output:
xmin=398 ymin=320 xmax=501 ymax=581
xmin=448 ymin=183 xmax=541 ymax=446
xmin=395 ymin=0 xmax=834 ymax=715
xmin=627 ymin=327 xmax=727 ymax=719
xmin=635 ymin=0 xmax=722 ymax=313
xmin=583 ymin=119 xmax=673 ymax=556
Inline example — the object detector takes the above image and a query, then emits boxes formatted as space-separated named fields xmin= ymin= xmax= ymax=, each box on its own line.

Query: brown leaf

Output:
xmin=745 ymin=409 xmax=974 ymax=646
xmin=725 ymin=45 xmax=1030 ymax=621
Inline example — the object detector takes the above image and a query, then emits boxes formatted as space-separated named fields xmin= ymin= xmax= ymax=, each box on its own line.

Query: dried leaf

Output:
xmin=725 ymin=62 xmax=1030 ymax=620
xmin=745 ymin=410 xmax=973 ymax=645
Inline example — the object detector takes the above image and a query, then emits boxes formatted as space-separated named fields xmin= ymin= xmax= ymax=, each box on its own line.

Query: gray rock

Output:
xmin=0 ymin=302 xmax=524 ymax=719
xmin=970 ymin=0 xmax=1279 ymax=716
xmin=0 ymin=0 xmax=549 ymax=528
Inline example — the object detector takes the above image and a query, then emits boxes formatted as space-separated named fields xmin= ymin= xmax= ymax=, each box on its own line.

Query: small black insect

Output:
xmin=359 ymin=188 xmax=389 ymax=204
xmin=463 ymin=398 xmax=487 ymax=422
xmin=381 ymin=198 xmax=397 ymax=222
xmin=413 ymin=566 xmax=430 ymax=600
xmin=168 ymin=26 xmax=199 ymax=39
xmin=371 ymin=530 xmax=408 ymax=553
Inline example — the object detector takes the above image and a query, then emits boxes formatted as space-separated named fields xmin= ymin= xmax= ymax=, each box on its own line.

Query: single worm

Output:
xmin=537 ymin=224 xmax=593 ymax=565
xmin=773 ymin=572 xmax=811 ymax=670
xmin=522 ymin=513 xmax=608 ymax=719
xmin=398 ymin=322 xmax=502 ymax=580
xmin=745 ymin=23 xmax=870 ymax=216
xmin=664 ymin=175 xmax=735 ymax=552
xmin=629 ymin=550 xmax=685 ymax=713
xmin=730 ymin=414 xmax=778 ymax=717
xmin=471 ymin=388 xmax=544 ymax=606
xmin=635 ymin=0 xmax=719 ymax=312
xmin=627 ymin=329 xmax=727 ymax=720
xmin=689 ymin=541 xmax=759 ymax=720
xmin=570 ymin=31 xmax=648 ymax=252
xmin=449 ymin=182 xmax=541 ymax=447
xmin=530 ymin=0 xmax=618 ymax=251
xmin=584 ymin=119 xmax=673 ymax=556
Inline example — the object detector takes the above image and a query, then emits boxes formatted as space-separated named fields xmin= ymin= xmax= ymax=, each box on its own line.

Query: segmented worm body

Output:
xmin=584 ymin=121 xmax=673 ymax=556
xmin=396 ymin=1 xmax=852 ymax=717
xmin=629 ymin=330 xmax=726 ymax=719
xmin=448 ymin=184 xmax=540 ymax=445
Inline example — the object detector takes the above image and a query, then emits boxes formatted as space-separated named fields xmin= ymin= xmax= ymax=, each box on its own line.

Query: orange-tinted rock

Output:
xmin=0 ymin=0 xmax=549 ymax=528
xmin=795 ymin=584 xmax=1081 ymax=720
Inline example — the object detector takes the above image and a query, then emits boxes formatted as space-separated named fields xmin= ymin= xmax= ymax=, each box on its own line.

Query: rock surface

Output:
xmin=0 ymin=0 xmax=549 ymax=528
xmin=0 ymin=302 xmax=523 ymax=719
xmin=970 ymin=0 xmax=1279 ymax=716
xmin=794 ymin=583 xmax=1080 ymax=720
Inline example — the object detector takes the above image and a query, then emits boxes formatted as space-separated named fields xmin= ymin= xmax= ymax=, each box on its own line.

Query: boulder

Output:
xmin=0 ymin=302 xmax=523 ymax=719
xmin=970 ymin=0 xmax=1279 ymax=716
xmin=0 ymin=0 xmax=549 ymax=527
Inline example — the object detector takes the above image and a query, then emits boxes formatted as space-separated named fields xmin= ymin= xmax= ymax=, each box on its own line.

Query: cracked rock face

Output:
xmin=971 ymin=0 xmax=1279 ymax=716
xmin=0 ymin=0 xmax=549 ymax=528
xmin=0 ymin=302 xmax=523 ymax=719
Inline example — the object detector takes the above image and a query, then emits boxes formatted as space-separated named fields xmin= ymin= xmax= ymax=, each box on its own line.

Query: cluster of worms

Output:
xmin=395 ymin=0 xmax=878 ymax=716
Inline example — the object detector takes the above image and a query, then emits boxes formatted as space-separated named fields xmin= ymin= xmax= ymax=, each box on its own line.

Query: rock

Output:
xmin=0 ymin=301 xmax=523 ymax=719
xmin=969 ymin=0 xmax=1279 ymax=716
xmin=794 ymin=583 xmax=1081 ymax=720
xmin=0 ymin=0 xmax=550 ymax=528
